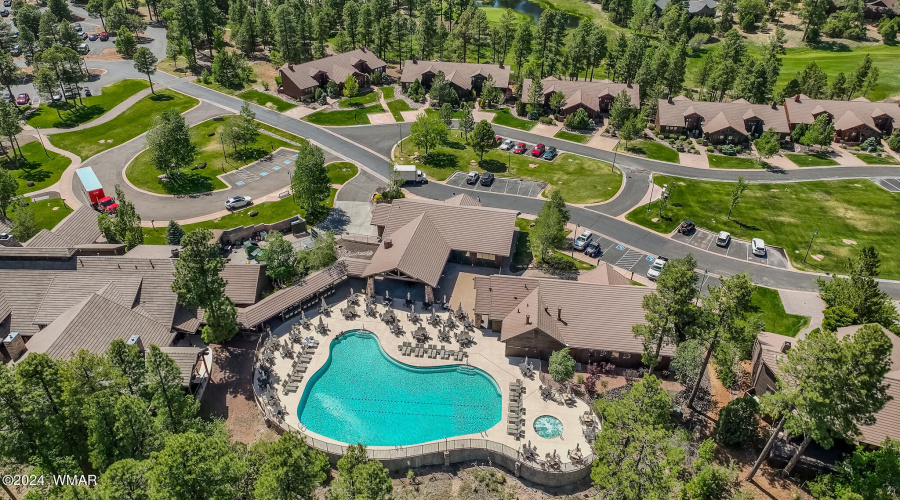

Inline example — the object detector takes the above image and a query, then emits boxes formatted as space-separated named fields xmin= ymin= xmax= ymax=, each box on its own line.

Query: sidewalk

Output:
xmin=22 ymin=85 xmax=158 ymax=135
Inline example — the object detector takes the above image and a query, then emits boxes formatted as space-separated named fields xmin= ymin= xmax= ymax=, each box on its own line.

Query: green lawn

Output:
xmin=338 ymin=89 xmax=381 ymax=108
xmin=142 ymin=189 xmax=336 ymax=244
xmin=625 ymin=175 xmax=900 ymax=277
xmin=394 ymin=137 xmax=621 ymax=204
xmin=511 ymin=218 xmax=596 ymax=272
xmin=481 ymin=6 xmax=529 ymax=24
xmin=256 ymin=123 xmax=309 ymax=146
xmin=380 ymin=86 xmax=395 ymax=100
xmin=554 ymin=130 xmax=591 ymax=144
xmin=615 ymin=140 xmax=679 ymax=163
xmin=25 ymin=79 xmax=150 ymax=129
xmin=10 ymin=197 xmax=71 ymax=233
xmin=485 ymin=108 xmax=537 ymax=131
xmin=707 ymin=154 xmax=761 ymax=169
xmin=125 ymin=118 xmax=298 ymax=195
xmin=424 ymin=107 xmax=465 ymax=119
xmin=48 ymin=90 xmax=199 ymax=161
xmin=750 ymin=286 xmax=810 ymax=337
xmin=236 ymin=89 xmax=296 ymax=112
xmin=303 ymin=104 xmax=386 ymax=126
xmin=853 ymin=153 xmax=900 ymax=165
xmin=1 ymin=142 xmax=72 ymax=194
xmin=387 ymin=99 xmax=412 ymax=121
xmin=785 ymin=152 xmax=840 ymax=167
xmin=326 ymin=162 xmax=358 ymax=185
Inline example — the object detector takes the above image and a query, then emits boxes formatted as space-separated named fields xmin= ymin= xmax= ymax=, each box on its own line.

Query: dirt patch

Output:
xmin=651 ymin=217 xmax=659 ymax=222
xmin=86 ymin=49 xmax=125 ymax=62
xmin=812 ymin=254 xmax=824 ymax=261
xmin=387 ymin=465 xmax=592 ymax=500
xmin=842 ymin=239 xmax=857 ymax=245
xmin=677 ymin=181 xmax=686 ymax=185
xmin=250 ymin=61 xmax=280 ymax=90
xmin=199 ymin=337 xmax=277 ymax=444
xmin=770 ymin=189 xmax=779 ymax=192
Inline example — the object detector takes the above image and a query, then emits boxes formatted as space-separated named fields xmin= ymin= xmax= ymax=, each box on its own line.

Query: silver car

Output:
xmin=225 ymin=196 xmax=252 ymax=210
xmin=498 ymin=139 xmax=515 ymax=151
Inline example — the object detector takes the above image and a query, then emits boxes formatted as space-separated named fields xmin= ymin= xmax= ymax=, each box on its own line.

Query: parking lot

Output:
xmin=875 ymin=178 xmax=900 ymax=192
xmin=220 ymin=148 xmax=339 ymax=188
xmin=670 ymin=228 xmax=790 ymax=269
xmin=444 ymin=171 xmax=548 ymax=198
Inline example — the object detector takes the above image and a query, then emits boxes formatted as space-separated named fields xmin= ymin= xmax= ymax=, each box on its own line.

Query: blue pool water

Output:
xmin=297 ymin=331 xmax=502 ymax=446
xmin=533 ymin=415 xmax=564 ymax=439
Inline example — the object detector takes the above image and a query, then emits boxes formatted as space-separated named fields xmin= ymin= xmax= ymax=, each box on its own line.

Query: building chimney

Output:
xmin=557 ymin=307 xmax=562 ymax=321
xmin=288 ymin=63 xmax=294 ymax=71
xmin=126 ymin=334 xmax=144 ymax=352
xmin=793 ymin=94 xmax=801 ymax=103
xmin=772 ymin=101 xmax=778 ymax=110
xmin=3 ymin=332 xmax=25 ymax=361
xmin=525 ymin=314 xmax=531 ymax=325
xmin=781 ymin=341 xmax=791 ymax=353
xmin=667 ymin=96 xmax=673 ymax=104
xmin=383 ymin=238 xmax=392 ymax=249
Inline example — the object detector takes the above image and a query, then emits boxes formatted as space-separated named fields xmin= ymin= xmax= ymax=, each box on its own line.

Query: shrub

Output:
xmin=262 ymin=81 xmax=269 ymax=91
xmin=719 ymin=144 xmax=736 ymax=156
xmin=690 ymin=16 xmax=716 ymax=35
xmin=274 ymin=76 xmax=282 ymax=86
xmin=735 ymin=145 xmax=743 ymax=154
xmin=515 ymin=100 xmax=527 ymax=116
xmin=200 ymin=69 xmax=211 ymax=84
xmin=326 ymin=80 xmax=340 ymax=98
xmin=679 ymin=135 xmax=686 ymax=141
xmin=248 ymin=210 xmax=259 ymax=217
xmin=539 ymin=115 xmax=554 ymax=125
xmin=688 ymin=33 xmax=710 ymax=52
xmin=889 ymin=130 xmax=900 ymax=152
xmin=860 ymin=136 xmax=879 ymax=152
xmin=371 ymin=71 xmax=384 ymax=85
xmin=706 ymin=145 xmax=714 ymax=152
xmin=715 ymin=395 xmax=760 ymax=447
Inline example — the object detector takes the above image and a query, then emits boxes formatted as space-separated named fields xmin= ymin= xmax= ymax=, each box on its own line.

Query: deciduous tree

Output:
xmin=754 ymin=128 xmax=780 ymax=165
xmin=252 ymin=432 xmax=329 ymax=500
xmin=261 ymin=231 xmax=299 ymax=287
xmin=408 ymin=112 xmax=448 ymax=155
xmin=549 ymin=348 xmax=575 ymax=384
xmin=171 ymin=228 xmax=226 ymax=309
xmin=469 ymin=119 xmax=495 ymax=161
xmin=291 ymin=143 xmax=332 ymax=225
xmin=132 ymin=48 xmax=158 ymax=94
xmin=146 ymin=109 xmax=197 ymax=179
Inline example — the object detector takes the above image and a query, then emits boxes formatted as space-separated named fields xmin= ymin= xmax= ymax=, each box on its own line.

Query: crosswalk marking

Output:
xmin=615 ymin=250 xmax=644 ymax=270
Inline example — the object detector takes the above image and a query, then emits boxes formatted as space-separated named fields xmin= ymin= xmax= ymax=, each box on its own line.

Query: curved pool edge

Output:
xmin=297 ymin=329 xmax=503 ymax=447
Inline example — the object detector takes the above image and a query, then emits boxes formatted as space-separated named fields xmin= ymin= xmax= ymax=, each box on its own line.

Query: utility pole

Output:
xmin=804 ymin=229 xmax=818 ymax=263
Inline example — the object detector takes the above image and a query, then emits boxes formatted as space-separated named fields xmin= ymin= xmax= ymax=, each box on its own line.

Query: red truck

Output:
xmin=75 ymin=166 xmax=117 ymax=214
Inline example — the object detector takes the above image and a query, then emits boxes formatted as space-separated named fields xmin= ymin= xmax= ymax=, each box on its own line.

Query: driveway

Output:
xmin=671 ymin=228 xmax=790 ymax=270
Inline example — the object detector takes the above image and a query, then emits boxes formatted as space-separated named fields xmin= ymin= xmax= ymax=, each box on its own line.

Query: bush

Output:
xmin=563 ymin=108 xmax=591 ymax=130
xmin=539 ymin=115 xmax=554 ymax=125
xmin=888 ymin=130 xmax=900 ymax=152
xmin=248 ymin=210 xmax=259 ymax=217
xmin=715 ymin=395 xmax=760 ymax=447
xmin=735 ymin=145 xmax=743 ymax=154
xmin=371 ymin=71 xmax=383 ymax=85
xmin=706 ymin=146 xmax=714 ymax=152
xmin=690 ymin=16 xmax=716 ymax=35
xmin=719 ymin=144 xmax=736 ymax=156
xmin=515 ymin=100 xmax=527 ymax=116
xmin=326 ymin=80 xmax=340 ymax=99
xmin=860 ymin=136 xmax=879 ymax=152
xmin=679 ymin=135 xmax=686 ymax=141
xmin=688 ymin=33 xmax=710 ymax=52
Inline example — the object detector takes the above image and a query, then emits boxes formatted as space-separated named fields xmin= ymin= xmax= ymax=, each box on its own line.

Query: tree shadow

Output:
xmin=806 ymin=40 xmax=851 ymax=52
xmin=441 ymin=140 xmax=467 ymax=151
xmin=478 ymin=159 xmax=507 ymax=173
xmin=149 ymin=93 xmax=174 ymax=102
xmin=422 ymin=152 xmax=459 ymax=171
xmin=161 ymin=171 xmax=215 ymax=195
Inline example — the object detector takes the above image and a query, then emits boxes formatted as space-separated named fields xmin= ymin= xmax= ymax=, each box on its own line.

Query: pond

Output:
xmin=479 ymin=0 xmax=581 ymax=28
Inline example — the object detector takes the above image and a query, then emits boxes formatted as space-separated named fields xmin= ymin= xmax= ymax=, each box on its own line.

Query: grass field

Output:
xmin=10 ymin=197 xmax=71 ymax=234
xmin=626 ymin=175 xmax=900 ymax=277
xmin=48 ymin=90 xmax=199 ymax=161
xmin=394 ymin=137 xmax=621 ymax=204
xmin=326 ymin=162 xmax=358 ymax=185
xmin=511 ymin=218 xmax=596 ymax=272
xmin=853 ymin=153 xmax=900 ymax=165
xmin=387 ymin=99 xmax=412 ymax=121
xmin=1 ymin=142 xmax=72 ymax=194
xmin=424 ymin=108 xmax=466 ymax=119
xmin=142 ymin=189 xmax=336 ymax=244
xmin=554 ymin=130 xmax=591 ymax=144
xmin=785 ymin=152 xmax=840 ymax=167
xmin=236 ymin=90 xmax=296 ymax=112
xmin=303 ymin=104 xmax=386 ymax=126
xmin=125 ymin=118 xmax=298 ymax=195
xmin=485 ymin=108 xmax=537 ymax=131
xmin=615 ymin=140 xmax=679 ymax=163
xmin=256 ymin=124 xmax=309 ymax=146
xmin=380 ymin=86 xmax=395 ymax=100
xmin=338 ymin=89 xmax=381 ymax=108
xmin=25 ymin=80 xmax=150 ymax=129
xmin=750 ymin=286 xmax=810 ymax=337
xmin=707 ymin=154 xmax=760 ymax=169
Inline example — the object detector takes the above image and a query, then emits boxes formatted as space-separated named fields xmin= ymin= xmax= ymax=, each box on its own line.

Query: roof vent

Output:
xmin=127 ymin=334 xmax=144 ymax=352
xmin=557 ymin=307 xmax=562 ymax=320
xmin=794 ymin=94 xmax=801 ymax=103
xmin=383 ymin=238 xmax=392 ymax=249
xmin=525 ymin=314 xmax=531 ymax=325
xmin=781 ymin=341 xmax=792 ymax=353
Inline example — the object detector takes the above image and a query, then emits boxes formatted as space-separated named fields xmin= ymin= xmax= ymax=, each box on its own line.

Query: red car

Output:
xmin=99 ymin=32 xmax=109 ymax=41
xmin=512 ymin=142 xmax=527 ymax=154
xmin=15 ymin=93 xmax=29 ymax=105
xmin=531 ymin=143 xmax=545 ymax=157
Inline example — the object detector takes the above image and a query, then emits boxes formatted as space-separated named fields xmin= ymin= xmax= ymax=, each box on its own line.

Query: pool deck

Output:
xmin=260 ymin=295 xmax=594 ymax=464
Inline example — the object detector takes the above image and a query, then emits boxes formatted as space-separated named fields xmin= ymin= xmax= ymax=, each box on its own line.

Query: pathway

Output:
xmin=21 ymin=85 xmax=159 ymax=135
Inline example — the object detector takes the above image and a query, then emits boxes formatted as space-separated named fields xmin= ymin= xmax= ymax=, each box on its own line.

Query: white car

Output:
xmin=499 ymin=139 xmax=515 ymax=151
xmin=573 ymin=230 xmax=593 ymax=250
xmin=751 ymin=238 xmax=766 ymax=257
xmin=647 ymin=256 xmax=668 ymax=280
xmin=225 ymin=196 xmax=252 ymax=210
xmin=716 ymin=231 xmax=731 ymax=247
xmin=465 ymin=171 xmax=479 ymax=184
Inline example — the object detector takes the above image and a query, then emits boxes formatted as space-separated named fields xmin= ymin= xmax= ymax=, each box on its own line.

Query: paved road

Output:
xmin=53 ymin=78 xmax=900 ymax=297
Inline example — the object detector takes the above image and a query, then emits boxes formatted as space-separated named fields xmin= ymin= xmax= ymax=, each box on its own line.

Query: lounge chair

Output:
xmin=404 ymin=346 xmax=412 ymax=356
xmin=441 ymin=350 xmax=451 ymax=360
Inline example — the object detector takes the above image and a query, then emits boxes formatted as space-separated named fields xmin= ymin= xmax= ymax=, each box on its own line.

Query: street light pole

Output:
xmin=646 ymin=173 xmax=654 ymax=212
xmin=397 ymin=123 xmax=403 ymax=152
xmin=507 ymin=149 xmax=510 ymax=173
xmin=804 ymin=229 xmax=819 ymax=263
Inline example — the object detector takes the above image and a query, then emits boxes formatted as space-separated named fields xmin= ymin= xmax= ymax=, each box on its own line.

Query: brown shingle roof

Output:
xmin=25 ymin=207 xmax=101 ymax=248
xmin=279 ymin=48 xmax=386 ymax=90
xmin=172 ymin=306 xmax=204 ymax=333
xmin=158 ymin=346 xmax=202 ymax=386
xmin=400 ymin=61 xmax=511 ymax=88
xmin=371 ymin=204 xmax=393 ymax=227
xmin=475 ymin=275 xmax=662 ymax=355
xmin=362 ymin=214 xmax=451 ymax=287
xmin=374 ymin=198 xmax=517 ymax=257
xmin=521 ymin=78 xmax=640 ymax=111
xmin=444 ymin=193 xmax=482 ymax=207
xmin=657 ymin=98 xmax=790 ymax=134
xmin=578 ymin=263 xmax=633 ymax=286
xmin=221 ymin=264 xmax=264 ymax=306
xmin=784 ymin=94 xmax=900 ymax=132
xmin=24 ymin=293 xmax=174 ymax=359
xmin=237 ymin=261 xmax=349 ymax=328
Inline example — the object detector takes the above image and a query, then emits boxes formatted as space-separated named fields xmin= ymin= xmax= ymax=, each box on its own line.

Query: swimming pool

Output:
xmin=297 ymin=330 xmax=502 ymax=446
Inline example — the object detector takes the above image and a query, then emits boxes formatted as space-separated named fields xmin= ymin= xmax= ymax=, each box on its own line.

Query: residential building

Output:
xmin=750 ymin=326 xmax=900 ymax=448
xmin=365 ymin=195 xmax=518 ymax=291
xmin=473 ymin=273 xmax=671 ymax=367
xmin=864 ymin=0 xmax=898 ymax=19
xmin=278 ymin=48 xmax=387 ymax=101
xmin=399 ymin=61 xmax=511 ymax=100
xmin=654 ymin=0 xmax=719 ymax=16
xmin=784 ymin=94 xmax=900 ymax=145
xmin=521 ymin=78 xmax=640 ymax=119
xmin=656 ymin=96 xmax=791 ymax=144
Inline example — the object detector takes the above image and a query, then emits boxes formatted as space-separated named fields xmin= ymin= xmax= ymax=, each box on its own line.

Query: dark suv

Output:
xmin=480 ymin=172 xmax=494 ymax=186
xmin=677 ymin=220 xmax=695 ymax=234
xmin=585 ymin=240 xmax=601 ymax=257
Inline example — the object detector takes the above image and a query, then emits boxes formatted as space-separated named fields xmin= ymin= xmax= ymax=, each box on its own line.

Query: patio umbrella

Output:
xmin=386 ymin=290 xmax=390 ymax=300
xmin=349 ymin=287 xmax=354 ymax=297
